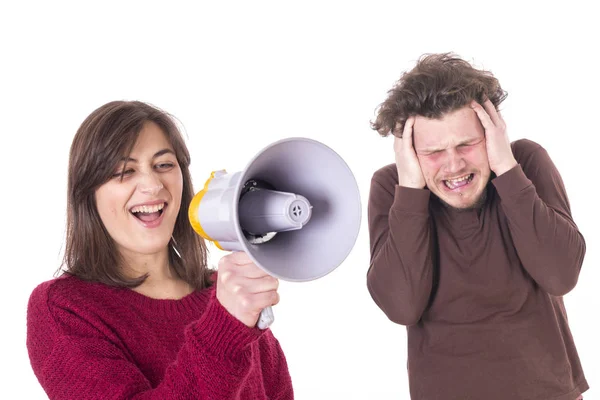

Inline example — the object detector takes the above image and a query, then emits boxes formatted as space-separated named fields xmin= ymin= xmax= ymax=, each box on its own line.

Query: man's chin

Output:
xmin=436 ymin=189 xmax=487 ymax=211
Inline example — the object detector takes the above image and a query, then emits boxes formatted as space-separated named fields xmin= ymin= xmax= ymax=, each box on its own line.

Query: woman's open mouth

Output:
xmin=130 ymin=202 xmax=167 ymax=223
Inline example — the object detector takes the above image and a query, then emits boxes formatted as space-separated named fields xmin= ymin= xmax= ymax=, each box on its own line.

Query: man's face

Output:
xmin=413 ymin=106 xmax=491 ymax=209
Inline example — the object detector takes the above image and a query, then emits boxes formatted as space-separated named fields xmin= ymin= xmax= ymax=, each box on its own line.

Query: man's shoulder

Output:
xmin=510 ymin=138 xmax=545 ymax=163
xmin=372 ymin=163 xmax=398 ymax=188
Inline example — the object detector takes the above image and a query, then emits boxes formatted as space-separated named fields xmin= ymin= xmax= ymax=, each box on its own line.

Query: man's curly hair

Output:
xmin=371 ymin=52 xmax=507 ymax=137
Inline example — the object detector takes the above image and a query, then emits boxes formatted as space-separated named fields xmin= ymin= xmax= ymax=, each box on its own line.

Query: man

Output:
xmin=367 ymin=53 xmax=587 ymax=399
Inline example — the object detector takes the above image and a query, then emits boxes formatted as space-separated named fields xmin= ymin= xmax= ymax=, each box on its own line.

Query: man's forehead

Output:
xmin=413 ymin=109 xmax=484 ymax=147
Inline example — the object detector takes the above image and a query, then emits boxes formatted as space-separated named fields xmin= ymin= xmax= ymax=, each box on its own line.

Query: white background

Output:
xmin=1 ymin=1 xmax=598 ymax=398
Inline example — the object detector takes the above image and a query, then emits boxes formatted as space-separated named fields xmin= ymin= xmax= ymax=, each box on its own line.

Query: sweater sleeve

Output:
xmin=259 ymin=332 xmax=294 ymax=400
xmin=492 ymin=141 xmax=585 ymax=296
xmin=26 ymin=281 xmax=287 ymax=400
xmin=366 ymin=167 xmax=435 ymax=325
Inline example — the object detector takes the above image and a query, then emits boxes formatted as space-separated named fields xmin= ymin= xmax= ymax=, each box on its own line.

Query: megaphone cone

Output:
xmin=189 ymin=137 xmax=361 ymax=328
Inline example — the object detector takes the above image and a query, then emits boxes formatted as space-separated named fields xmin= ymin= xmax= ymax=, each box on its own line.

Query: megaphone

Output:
xmin=188 ymin=137 xmax=361 ymax=329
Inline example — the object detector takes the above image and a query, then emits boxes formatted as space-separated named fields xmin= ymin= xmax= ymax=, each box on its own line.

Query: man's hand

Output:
xmin=394 ymin=116 xmax=426 ymax=189
xmin=471 ymin=99 xmax=517 ymax=176
xmin=216 ymin=252 xmax=280 ymax=328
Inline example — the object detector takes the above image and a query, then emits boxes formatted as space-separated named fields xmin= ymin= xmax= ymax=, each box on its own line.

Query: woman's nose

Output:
xmin=138 ymin=173 xmax=164 ymax=196
xmin=139 ymin=183 xmax=164 ymax=196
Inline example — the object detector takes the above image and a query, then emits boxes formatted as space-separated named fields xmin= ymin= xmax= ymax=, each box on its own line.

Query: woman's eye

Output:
xmin=112 ymin=169 xmax=134 ymax=178
xmin=156 ymin=162 xmax=175 ymax=170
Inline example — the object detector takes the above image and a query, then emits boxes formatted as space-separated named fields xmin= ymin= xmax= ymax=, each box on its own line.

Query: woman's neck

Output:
xmin=132 ymin=277 xmax=194 ymax=300
xmin=120 ymin=248 xmax=193 ymax=300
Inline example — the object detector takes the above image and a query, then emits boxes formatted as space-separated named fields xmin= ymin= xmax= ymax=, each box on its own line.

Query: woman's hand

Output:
xmin=216 ymin=251 xmax=280 ymax=328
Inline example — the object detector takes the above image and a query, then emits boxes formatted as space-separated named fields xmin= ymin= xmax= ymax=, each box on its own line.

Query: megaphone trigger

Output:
xmin=257 ymin=304 xmax=275 ymax=330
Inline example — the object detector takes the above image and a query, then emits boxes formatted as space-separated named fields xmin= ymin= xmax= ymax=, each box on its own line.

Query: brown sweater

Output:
xmin=367 ymin=139 xmax=588 ymax=400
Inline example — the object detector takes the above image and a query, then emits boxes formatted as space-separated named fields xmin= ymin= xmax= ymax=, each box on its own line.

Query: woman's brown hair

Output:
xmin=61 ymin=100 xmax=211 ymax=290
xmin=371 ymin=52 xmax=507 ymax=137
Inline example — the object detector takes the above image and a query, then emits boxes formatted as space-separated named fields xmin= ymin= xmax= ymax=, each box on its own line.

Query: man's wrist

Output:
xmin=493 ymin=159 xmax=518 ymax=176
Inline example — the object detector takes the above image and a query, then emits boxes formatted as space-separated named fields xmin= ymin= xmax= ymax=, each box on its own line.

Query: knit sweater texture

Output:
xmin=27 ymin=274 xmax=293 ymax=399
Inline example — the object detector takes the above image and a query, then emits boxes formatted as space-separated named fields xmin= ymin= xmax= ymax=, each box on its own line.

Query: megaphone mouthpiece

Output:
xmin=239 ymin=189 xmax=312 ymax=235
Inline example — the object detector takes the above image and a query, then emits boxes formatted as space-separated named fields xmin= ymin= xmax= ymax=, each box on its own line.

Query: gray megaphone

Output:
xmin=188 ymin=137 xmax=361 ymax=329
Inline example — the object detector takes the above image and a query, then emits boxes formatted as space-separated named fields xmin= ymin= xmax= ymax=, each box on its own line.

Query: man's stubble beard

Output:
xmin=437 ymin=180 xmax=490 ymax=212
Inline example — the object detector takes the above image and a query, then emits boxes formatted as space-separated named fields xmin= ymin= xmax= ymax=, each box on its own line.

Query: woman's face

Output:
xmin=95 ymin=122 xmax=183 ymax=259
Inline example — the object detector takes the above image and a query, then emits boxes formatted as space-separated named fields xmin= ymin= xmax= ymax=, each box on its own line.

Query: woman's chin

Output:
xmin=121 ymin=239 xmax=172 ymax=256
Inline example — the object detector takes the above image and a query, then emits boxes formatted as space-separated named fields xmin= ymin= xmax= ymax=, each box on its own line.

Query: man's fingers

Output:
xmin=394 ymin=117 xmax=415 ymax=154
xmin=394 ymin=135 xmax=402 ymax=153
xmin=402 ymin=116 xmax=416 ymax=143
xmin=394 ymin=116 xmax=416 ymax=154
xmin=482 ymin=99 xmax=503 ymax=127
xmin=471 ymin=101 xmax=495 ymax=131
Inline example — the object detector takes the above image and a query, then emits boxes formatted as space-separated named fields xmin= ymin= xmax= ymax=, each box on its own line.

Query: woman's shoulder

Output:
xmin=30 ymin=274 xmax=106 ymax=306
xmin=28 ymin=274 xmax=130 ymax=329
xmin=27 ymin=274 xmax=103 ymax=339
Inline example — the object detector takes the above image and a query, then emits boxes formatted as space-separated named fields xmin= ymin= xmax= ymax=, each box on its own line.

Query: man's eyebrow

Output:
xmin=459 ymin=137 xmax=483 ymax=146
xmin=417 ymin=138 xmax=482 ymax=153
xmin=416 ymin=143 xmax=448 ymax=153
xmin=119 ymin=148 xmax=175 ymax=162
xmin=417 ymin=146 xmax=443 ymax=153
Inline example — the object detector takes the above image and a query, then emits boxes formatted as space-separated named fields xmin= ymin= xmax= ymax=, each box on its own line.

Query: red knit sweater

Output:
xmin=26 ymin=274 xmax=294 ymax=399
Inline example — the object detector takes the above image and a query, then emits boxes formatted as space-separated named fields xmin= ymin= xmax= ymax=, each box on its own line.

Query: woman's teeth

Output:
xmin=130 ymin=203 xmax=165 ymax=214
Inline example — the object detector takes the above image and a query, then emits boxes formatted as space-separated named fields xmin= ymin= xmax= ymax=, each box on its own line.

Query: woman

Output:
xmin=26 ymin=101 xmax=293 ymax=399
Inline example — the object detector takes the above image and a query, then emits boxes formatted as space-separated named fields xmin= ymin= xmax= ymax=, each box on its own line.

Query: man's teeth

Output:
xmin=444 ymin=174 xmax=473 ymax=189
xmin=130 ymin=203 xmax=165 ymax=214
xmin=446 ymin=174 xmax=471 ymax=185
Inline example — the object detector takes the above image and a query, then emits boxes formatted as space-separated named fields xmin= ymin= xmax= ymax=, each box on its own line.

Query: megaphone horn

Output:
xmin=189 ymin=137 xmax=361 ymax=329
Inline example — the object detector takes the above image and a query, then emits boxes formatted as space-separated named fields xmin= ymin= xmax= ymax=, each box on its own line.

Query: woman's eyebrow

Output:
xmin=119 ymin=148 xmax=175 ymax=162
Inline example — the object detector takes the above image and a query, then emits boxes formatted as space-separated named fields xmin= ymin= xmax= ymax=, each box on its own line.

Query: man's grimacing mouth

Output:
xmin=443 ymin=173 xmax=474 ymax=189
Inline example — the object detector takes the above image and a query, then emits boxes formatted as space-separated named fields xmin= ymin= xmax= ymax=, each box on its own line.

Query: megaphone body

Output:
xmin=189 ymin=137 xmax=361 ymax=328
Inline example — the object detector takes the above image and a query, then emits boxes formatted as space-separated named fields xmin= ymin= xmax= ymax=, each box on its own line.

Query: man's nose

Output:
xmin=445 ymin=149 xmax=466 ymax=173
